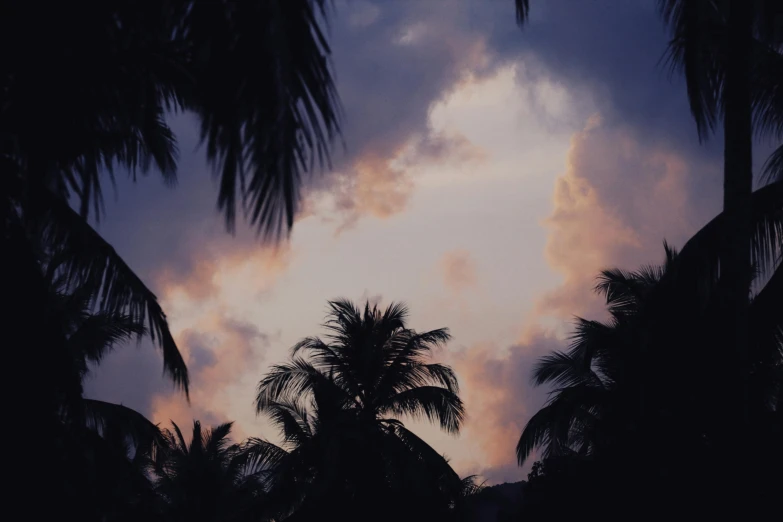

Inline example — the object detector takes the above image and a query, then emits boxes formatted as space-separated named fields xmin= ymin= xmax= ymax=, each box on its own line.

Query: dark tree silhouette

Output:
xmin=32 ymin=266 xmax=172 ymax=522
xmin=252 ymin=300 xmax=471 ymax=522
xmin=517 ymin=182 xmax=782 ymax=518
xmin=1 ymin=0 xmax=340 ymax=239
xmin=513 ymin=2 xmax=782 ymax=512
xmin=656 ymin=4 xmax=782 ymax=492
xmin=154 ymin=421 xmax=269 ymax=522
xmin=2 ymin=4 xmax=340 ymax=515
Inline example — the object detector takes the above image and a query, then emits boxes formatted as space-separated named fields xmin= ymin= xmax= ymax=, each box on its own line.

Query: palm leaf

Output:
xmin=263 ymin=401 xmax=314 ymax=447
xmin=378 ymin=386 xmax=465 ymax=434
xmin=255 ymin=357 xmax=348 ymax=411
xmin=533 ymin=351 xmax=603 ymax=389
xmin=763 ymin=144 xmax=783 ymax=184
xmin=205 ymin=421 xmax=235 ymax=455
xmin=184 ymin=0 xmax=341 ymax=240
xmin=516 ymin=385 xmax=605 ymax=464
xmin=33 ymin=190 xmax=189 ymax=395
xmin=83 ymin=398 xmax=165 ymax=451
xmin=514 ymin=0 xmax=530 ymax=26
xmin=677 ymin=180 xmax=782 ymax=283
xmin=239 ymin=437 xmax=290 ymax=480
xmin=658 ymin=0 xmax=725 ymax=140
xmin=67 ymin=312 xmax=146 ymax=372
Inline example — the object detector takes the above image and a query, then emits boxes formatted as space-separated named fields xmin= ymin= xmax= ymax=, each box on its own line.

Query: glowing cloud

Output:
xmin=440 ymin=249 xmax=479 ymax=293
xmin=458 ymin=114 xmax=721 ymax=483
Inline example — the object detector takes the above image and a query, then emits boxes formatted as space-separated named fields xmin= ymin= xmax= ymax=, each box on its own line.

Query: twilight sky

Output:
xmin=84 ymin=0 xmax=767 ymax=484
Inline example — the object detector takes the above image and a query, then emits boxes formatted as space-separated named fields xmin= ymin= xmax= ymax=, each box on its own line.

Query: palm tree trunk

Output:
xmin=721 ymin=0 xmax=752 ymax=500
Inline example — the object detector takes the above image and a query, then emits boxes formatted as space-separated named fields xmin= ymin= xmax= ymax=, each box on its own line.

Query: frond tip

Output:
xmin=514 ymin=0 xmax=531 ymax=26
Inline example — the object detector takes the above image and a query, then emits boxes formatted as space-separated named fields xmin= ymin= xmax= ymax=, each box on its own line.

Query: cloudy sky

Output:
xmin=84 ymin=0 xmax=760 ymax=484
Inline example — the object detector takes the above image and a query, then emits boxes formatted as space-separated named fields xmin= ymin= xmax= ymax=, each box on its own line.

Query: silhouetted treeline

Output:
xmin=3 ymin=1 xmax=781 ymax=521
xmin=515 ymin=2 xmax=781 ymax=519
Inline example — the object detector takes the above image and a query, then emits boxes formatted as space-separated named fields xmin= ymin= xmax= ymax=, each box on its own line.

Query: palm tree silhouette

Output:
xmin=656 ymin=4 xmax=782 ymax=477
xmin=517 ymin=179 xmax=781 ymax=462
xmin=517 ymin=182 xmax=781 ymax=516
xmin=513 ymin=3 xmax=782 ymax=509
xmin=252 ymin=300 xmax=469 ymax=522
xmin=38 ymin=267 xmax=173 ymax=522
xmin=3 ymin=0 xmax=343 ymax=406
xmin=154 ymin=421 xmax=268 ymax=522
xmin=4 ymin=5 xmax=341 ymax=511
xmin=2 ymin=0 xmax=340 ymax=238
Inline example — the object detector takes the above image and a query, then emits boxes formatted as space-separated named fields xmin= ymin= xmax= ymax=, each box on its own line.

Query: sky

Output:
xmin=83 ymin=0 xmax=768 ymax=484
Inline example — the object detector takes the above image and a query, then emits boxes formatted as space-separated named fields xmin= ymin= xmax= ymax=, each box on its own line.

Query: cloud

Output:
xmin=440 ymin=249 xmax=479 ymax=293
xmin=359 ymin=290 xmax=384 ymax=308
xmin=150 ymin=314 xmax=273 ymax=439
xmin=329 ymin=153 xmax=415 ymax=231
xmin=155 ymin=242 xmax=293 ymax=304
xmin=85 ymin=217 xmax=294 ymax=424
xmin=450 ymin=328 xmax=559 ymax=482
xmin=301 ymin=1 xmax=508 ymax=229
xmin=458 ymin=113 xmax=721 ymax=483
xmin=84 ymin=0 xmax=731 ymax=483
xmin=539 ymin=115 xmax=720 ymax=320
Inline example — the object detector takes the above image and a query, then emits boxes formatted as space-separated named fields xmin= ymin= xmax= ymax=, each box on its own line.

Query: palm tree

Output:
xmin=3 ymin=0 xmax=343 ymax=405
xmin=2 ymin=0 xmax=340 ymax=238
xmin=154 ymin=421 xmax=267 ymax=522
xmin=656 ymin=2 xmax=782 ymax=459
xmin=3 ymin=4 xmax=340 ymax=510
xmin=513 ymin=3 xmax=782 ymax=505
xmin=19 ymin=256 xmax=174 ymax=521
xmin=517 ymin=179 xmax=782 ymax=462
xmin=252 ymin=300 xmax=468 ymax=522
xmin=516 ymin=183 xmax=782 ymax=516
xmin=256 ymin=300 xmax=464 ymax=432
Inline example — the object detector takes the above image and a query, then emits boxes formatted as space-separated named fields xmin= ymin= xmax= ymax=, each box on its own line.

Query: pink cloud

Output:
xmin=440 ymin=249 xmax=479 ymax=293
xmin=331 ymin=154 xmax=415 ymax=230
xmin=155 ymin=243 xmax=292 ymax=303
xmin=150 ymin=314 xmax=272 ymax=440
xmin=539 ymin=115 xmax=718 ymax=319
xmin=457 ymin=116 xmax=721 ymax=483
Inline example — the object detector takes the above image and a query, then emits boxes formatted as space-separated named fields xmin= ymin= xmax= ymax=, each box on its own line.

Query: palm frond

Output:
xmin=83 ymin=398 xmax=165 ymax=451
xmin=376 ymin=330 xmax=454 ymax=400
xmin=189 ymin=420 xmax=204 ymax=454
xmin=762 ymin=143 xmax=783 ymax=184
xmin=67 ymin=312 xmax=146 ymax=372
xmin=31 ymin=191 xmax=189 ymax=394
xmin=516 ymin=385 xmax=604 ymax=464
xmin=393 ymin=363 xmax=460 ymax=394
xmin=169 ymin=421 xmax=189 ymax=455
xmin=379 ymin=386 xmax=465 ymax=434
xmin=594 ymin=268 xmax=650 ymax=317
xmin=459 ymin=475 xmax=486 ymax=498
xmin=566 ymin=318 xmax=621 ymax=379
xmin=533 ymin=351 xmax=602 ymax=389
xmin=255 ymin=357 xmax=339 ymax=411
xmin=387 ymin=422 xmax=456 ymax=476
xmin=205 ymin=422 xmax=235 ymax=455
xmin=185 ymin=0 xmax=341 ymax=240
xmin=678 ymin=180 xmax=782 ymax=283
xmin=239 ymin=437 xmax=290 ymax=479
xmin=658 ymin=0 xmax=725 ymax=140
xmin=514 ymin=0 xmax=530 ymax=26
xmin=263 ymin=401 xmax=313 ymax=447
